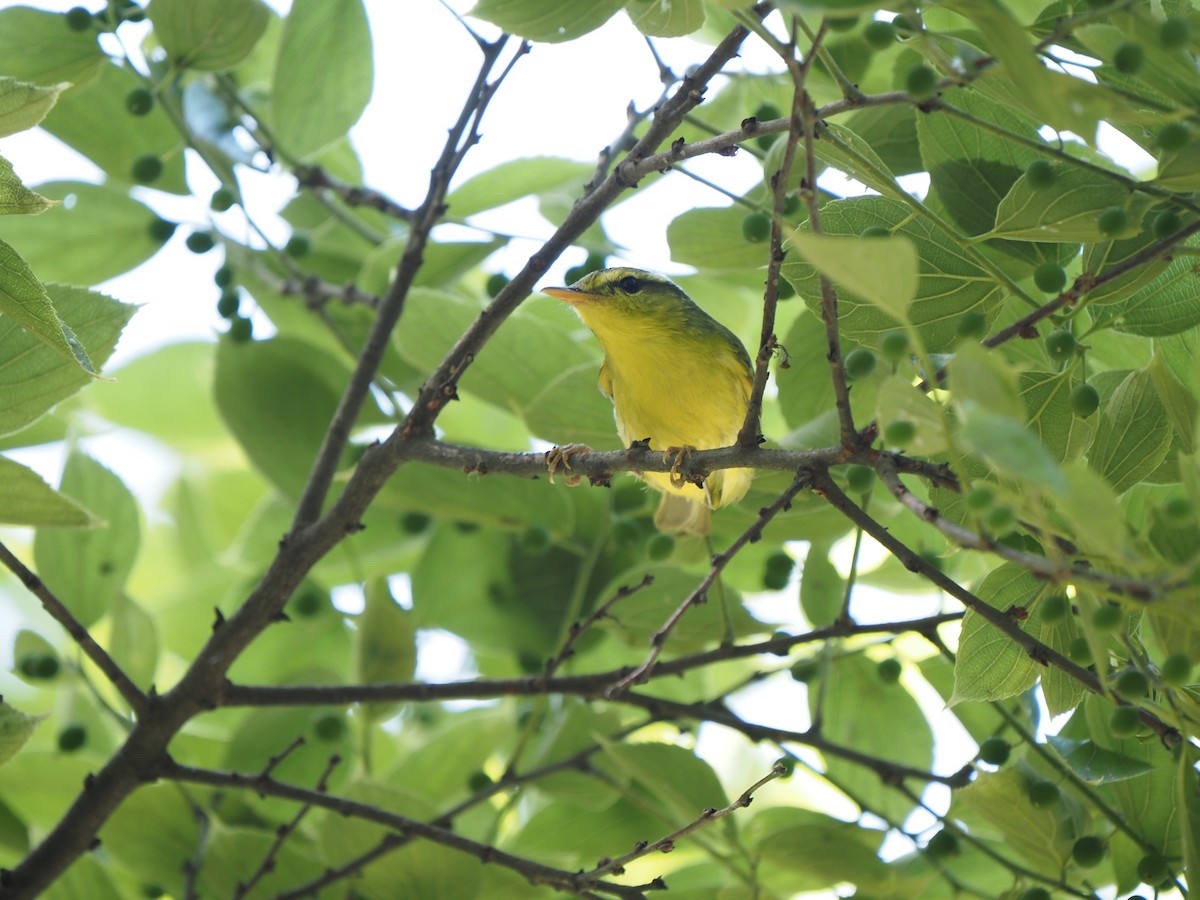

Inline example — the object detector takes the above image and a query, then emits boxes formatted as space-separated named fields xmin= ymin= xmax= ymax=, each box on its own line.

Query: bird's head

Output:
xmin=542 ymin=267 xmax=693 ymax=320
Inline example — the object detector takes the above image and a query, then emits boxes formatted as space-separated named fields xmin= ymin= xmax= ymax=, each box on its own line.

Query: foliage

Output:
xmin=1 ymin=0 xmax=1199 ymax=898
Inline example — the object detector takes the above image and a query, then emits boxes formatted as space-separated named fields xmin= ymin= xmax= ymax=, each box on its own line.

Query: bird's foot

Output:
xmin=546 ymin=444 xmax=592 ymax=486
xmin=662 ymin=445 xmax=697 ymax=489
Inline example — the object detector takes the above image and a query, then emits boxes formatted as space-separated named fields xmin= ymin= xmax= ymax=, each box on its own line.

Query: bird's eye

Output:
xmin=618 ymin=275 xmax=641 ymax=294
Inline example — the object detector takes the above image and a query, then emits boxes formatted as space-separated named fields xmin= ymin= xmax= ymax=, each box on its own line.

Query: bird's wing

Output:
xmin=597 ymin=357 xmax=614 ymax=401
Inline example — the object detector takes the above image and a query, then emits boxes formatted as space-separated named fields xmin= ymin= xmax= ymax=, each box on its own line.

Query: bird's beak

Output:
xmin=542 ymin=286 xmax=589 ymax=305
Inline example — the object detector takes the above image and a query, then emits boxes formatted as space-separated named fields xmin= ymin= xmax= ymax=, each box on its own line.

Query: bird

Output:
xmin=542 ymin=267 xmax=755 ymax=534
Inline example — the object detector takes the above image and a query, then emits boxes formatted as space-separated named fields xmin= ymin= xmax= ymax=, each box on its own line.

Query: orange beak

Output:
xmin=542 ymin=286 xmax=590 ymax=305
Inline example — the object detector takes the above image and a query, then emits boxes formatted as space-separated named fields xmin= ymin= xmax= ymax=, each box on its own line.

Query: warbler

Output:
xmin=543 ymin=267 xmax=755 ymax=534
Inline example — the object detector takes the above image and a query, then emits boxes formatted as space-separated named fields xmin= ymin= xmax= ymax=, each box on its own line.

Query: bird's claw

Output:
xmin=663 ymin=445 xmax=697 ymax=489
xmin=546 ymin=444 xmax=592 ymax=486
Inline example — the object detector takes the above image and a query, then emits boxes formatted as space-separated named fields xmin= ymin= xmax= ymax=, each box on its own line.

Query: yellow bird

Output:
xmin=543 ymin=267 xmax=754 ymax=534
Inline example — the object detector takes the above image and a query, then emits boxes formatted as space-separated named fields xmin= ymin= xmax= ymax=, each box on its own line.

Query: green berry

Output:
xmin=228 ymin=316 xmax=252 ymax=343
xmin=1033 ymin=262 xmax=1067 ymax=294
xmin=790 ymin=659 xmax=819 ymax=682
xmin=978 ymin=737 xmax=1010 ymax=766
xmin=1070 ymin=383 xmax=1100 ymax=418
xmin=29 ymin=654 xmax=60 ymax=679
xmin=1158 ymin=122 xmax=1190 ymax=153
xmin=1067 ymin=637 xmax=1092 ymax=664
xmin=130 ymin=154 xmax=163 ymax=183
xmin=845 ymin=464 xmax=875 ymax=493
xmin=516 ymin=651 xmax=543 ymax=674
xmin=645 ymin=532 xmax=675 ymax=561
xmin=753 ymin=102 xmax=781 ymax=123
xmin=762 ymin=567 xmax=790 ymax=591
xmin=1028 ymin=781 xmax=1059 ymax=807
xmin=214 ymin=264 xmax=234 ymax=288
xmin=1024 ymin=159 xmax=1056 ymax=189
xmin=1044 ymin=329 xmax=1076 ymax=362
xmin=1091 ymin=604 xmax=1122 ymax=633
xmin=925 ymin=830 xmax=959 ymax=858
xmin=843 ymin=347 xmax=877 ymax=380
xmin=1018 ymin=889 xmax=1051 ymax=900
xmin=742 ymin=211 xmax=771 ymax=243
xmin=57 ymin=725 xmax=87 ymax=752
xmin=210 ymin=187 xmax=236 ymax=212
xmin=1113 ymin=42 xmax=1145 ymax=74
xmin=877 ymin=657 xmax=902 ymax=684
xmin=65 ymin=6 xmax=92 ymax=30
xmin=147 ymin=217 xmax=176 ymax=242
xmin=467 ymin=770 xmax=493 ymax=793
xmin=1109 ymin=705 xmax=1140 ymax=737
xmin=285 ymin=233 xmax=311 ymax=258
xmin=1098 ymin=206 xmax=1129 ymax=236
xmin=1072 ymin=835 xmax=1106 ymax=868
xmin=1115 ymin=669 xmax=1149 ymax=698
xmin=185 ymin=231 xmax=215 ymax=254
xmin=966 ymin=485 xmax=994 ymax=512
xmin=782 ymin=194 xmax=801 ymax=216
xmin=861 ymin=225 xmax=890 ymax=238
xmin=884 ymin=419 xmax=915 ymax=447
xmin=399 ymin=511 xmax=432 ymax=534
xmin=905 ymin=65 xmax=938 ymax=100
xmin=1161 ymin=652 xmax=1193 ymax=685
xmin=764 ymin=550 xmax=794 ymax=576
xmin=983 ymin=504 xmax=1015 ymax=532
xmin=216 ymin=289 xmax=239 ymax=319
xmin=1160 ymin=16 xmax=1191 ymax=49
xmin=863 ymin=19 xmax=895 ymax=50
xmin=1039 ymin=594 xmax=1069 ymax=624
xmin=1153 ymin=209 xmax=1182 ymax=239
xmin=290 ymin=585 xmax=324 ymax=618
xmin=519 ymin=525 xmax=552 ymax=555
xmin=956 ymin=310 xmax=986 ymax=339
xmin=125 ymin=87 xmax=154 ymax=115
xmin=879 ymin=330 xmax=909 ymax=361
xmin=313 ymin=713 xmax=346 ymax=741
xmin=1137 ymin=853 xmax=1169 ymax=884
xmin=486 ymin=273 xmax=510 ymax=297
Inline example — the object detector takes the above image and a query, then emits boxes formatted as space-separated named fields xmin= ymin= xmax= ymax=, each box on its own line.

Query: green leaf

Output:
xmin=273 ymin=0 xmax=373 ymax=161
xmin=214 ymin=336 xmax=365 ymax=497
xmin=195 ymin=822 xmax=327 ymax=898
xmin=469 ymin=0 xmax=624 ymax=42
xmin=0 ymin=77 xmax=64 ymax=138
xmin=948 ymin=341 xmax=1022 ymax=421
xmin=787 ymin=231 xmax=919 ymax=320
xmin=959 ymin=401 xmax=1067 ymax=494
xmin=148 ymin=0 xmax=270 ymax=71
xmin=1178 ymin=747 xmax=1200 ymax=891
xmin=800 ymin=542 xmax=842 ymax=627
xmin=1020 ymin=371 xmax=1094 ymax=463
xmin=1046 ymin=735 xmax=1154 ymax=785
xmin=817 ymin=653 xmax=931 ymax=822
xmin=0 ymin=181 xmax=170 ymax=285
xmin=32 ymin=452 xmax=140 ymax=626
xmin=782 ymin=196 xmax=1005 ymax=352
xmin=1093 ymin=249 xmax=1200 ymax=337
xmin=0 ymin=7 xmax=106 ymax=89
xmin=445 ymin=157 xmax=593 ymax=219
xmin=952 ymin=565 xmax=1043 ymax=704
xmin=1051 ymin=461 xmax=1136 ymax=564
xmin=357 ymin=578 xmax=416 ymax=722
xmin=807 ymin=120 xmax=910 ymax=199
xmin=40 ymin=63 xmax=188 ymax=196
xmin=876 ymin=375 xmax=949 ymax=457
xmin=989 ymin=165 xmax=1154 ymax=243
xmin=1088 ymin=367 xmax=1172 ymax=494
xmin=602 ymin=741 xmax=727 ymax=823
xmin=108 ymin=595 xmax=159 ymax=691
xmin=0 ymin=702 xmax=41 ymax=768
xmin=1081 ymin=217 xmax=1181 ymax=308
xmin=625 ymin=0 xmax=705 ymax=37
xmin=0 ymin=155 xmax=52 ymax=216
xmin=97 ymin=784 xmax=199 ymax=896
xmin=755 ymin=809 xmax=898 ymax=892
xmin=0 ymin=240 xmax=96 ymax=374
xmin=668 ymin=204 xmax=777 ymax=272
xmin=1149 ymin=351 xmax=1197 ymax=455
xmin=0 ymin=285 xmax=135 ymax=437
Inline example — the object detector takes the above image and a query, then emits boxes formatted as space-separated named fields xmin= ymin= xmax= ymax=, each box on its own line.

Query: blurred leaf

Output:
xmin=273 ymin=0 xmax=373 ymax=160
xmin=357 ymin=577 xmax=416 ymax=722
xmin=97 ymin=784 xmax=199 ymax=896
xmin=788 ymin=232 xmax=918 ymax=320
xmin=625 ymin=0 xmax=705 ymax=37
xmin=196 ymin=821 xmax=325 ymax=897
xmin=669 ymin=204 xmax=777 ymax=272
xmin=601 ymin=741 xmax=726 ymax=823
xmin=33 ymin=452 xmax=141 ymax=627
xmin=959 ymin=401 xmax=1067 ymax=494
xmin=1046 ymin=735 xmax=1154 ymax=785
xmin=40 ymin=63 xmax=188 ymax=195
xmin=470 ymin=0 xmax=624 ymax=42
xmin=0 ymin=180 xmax=165 ymax=285
xmin=149 ymin=0 xmax=270 ymax=71
xmin=445 ymin=157 xmax=593 ymax=219
xmin=0 ymin=7 xmax=106 ymax=88
xmin=876 ymin=375 xmax=950 ymax=457
xmin=755 ymin=809 xmax=898 ymax=892
xmin=949 ymin=341 xmax=1022 ymax=421
xmin=800 ymin=542 xmax=842 ymax=627
xmin=107 ymin=595 xmax=159 ymax=691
